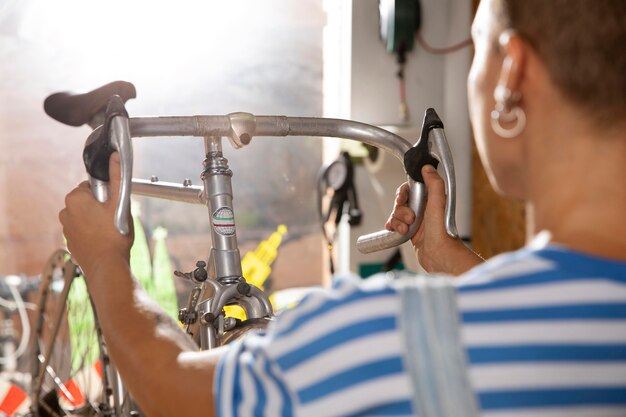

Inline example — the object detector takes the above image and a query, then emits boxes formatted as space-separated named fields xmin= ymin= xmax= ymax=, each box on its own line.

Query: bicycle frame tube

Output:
xmin=131 ymin=179 xmax=205 ymax=205
xmin=202 ymin=137 xmax=242 ymax=283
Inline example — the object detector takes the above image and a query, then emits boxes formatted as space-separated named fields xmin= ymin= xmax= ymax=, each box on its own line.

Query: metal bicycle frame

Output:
xmin=32 ymin=107 xmax=457 ymax=416
xmin=119 ymin=113 xmax=427 ymax=348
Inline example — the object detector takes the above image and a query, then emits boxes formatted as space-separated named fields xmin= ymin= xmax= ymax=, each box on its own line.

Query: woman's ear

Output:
xmin=495 ymin=30 xmax=527 ymax=94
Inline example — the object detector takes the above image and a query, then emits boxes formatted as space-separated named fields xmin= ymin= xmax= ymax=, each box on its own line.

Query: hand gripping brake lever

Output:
xmin=82 ymin=95 xmax=133 ymax=235
xmin=356 ymin=108 xmax=457 ymax=253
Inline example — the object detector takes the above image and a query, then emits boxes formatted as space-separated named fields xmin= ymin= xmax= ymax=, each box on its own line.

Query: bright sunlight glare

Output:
xmin=13 ymin=0 xmax=303 ymax=87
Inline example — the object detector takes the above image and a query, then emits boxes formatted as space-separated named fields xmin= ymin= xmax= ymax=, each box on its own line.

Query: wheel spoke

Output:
xmin=31 ymin=252 xmax=125 ymax=417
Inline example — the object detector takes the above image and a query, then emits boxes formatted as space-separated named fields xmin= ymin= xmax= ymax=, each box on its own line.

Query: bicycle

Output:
xmin=0 ymin=274 xmax=39 ymax=416
xmin=31 ymin=80 xmax=458 ymax=416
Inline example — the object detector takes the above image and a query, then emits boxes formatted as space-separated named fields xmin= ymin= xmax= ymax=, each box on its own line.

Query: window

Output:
xmin=0 ymin=0 xmax=325 ymax=290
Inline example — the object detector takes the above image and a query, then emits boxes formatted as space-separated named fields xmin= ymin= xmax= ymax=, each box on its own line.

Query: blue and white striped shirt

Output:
xmin=215 ymin=245 xmax=626 ymax=416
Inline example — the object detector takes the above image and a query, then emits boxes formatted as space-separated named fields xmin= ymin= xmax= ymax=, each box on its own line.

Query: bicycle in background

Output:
xmin=0 ymin=274 xmax=39 ymax=416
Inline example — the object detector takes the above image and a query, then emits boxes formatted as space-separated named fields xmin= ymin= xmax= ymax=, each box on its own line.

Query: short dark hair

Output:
xmin=495 ymin=0 xmax=626 ymax=124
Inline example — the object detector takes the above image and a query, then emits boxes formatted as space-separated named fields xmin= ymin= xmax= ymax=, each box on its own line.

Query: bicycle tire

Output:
xmin=30 ymin=250 xmax=130 ymax=417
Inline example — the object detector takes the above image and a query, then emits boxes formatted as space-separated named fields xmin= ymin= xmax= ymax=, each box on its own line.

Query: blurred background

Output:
xmin=0 ymin=0 xmax=525 ymax=296
xmin=0 ymin=0 xmax=327 ymax=288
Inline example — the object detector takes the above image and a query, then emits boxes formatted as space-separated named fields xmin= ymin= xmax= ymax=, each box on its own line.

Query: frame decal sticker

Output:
xmin=212 ymin=207 xmax=236 ymax=236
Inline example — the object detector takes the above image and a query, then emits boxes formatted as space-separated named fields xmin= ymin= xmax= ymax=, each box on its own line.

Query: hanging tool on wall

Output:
xmin=379 ymin=1 xmax=471 ymax=122
xmin=317 ymin=152 xmax=362 ymax=275
xmin=378 ymin=0 xmax=421 ymax=122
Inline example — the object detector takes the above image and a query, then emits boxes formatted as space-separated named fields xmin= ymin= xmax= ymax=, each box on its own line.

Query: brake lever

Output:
xmin=428 ymin=127 xmax=458 ymax=239
xmin=356 ymin=108 xmax=457 ymax=254
xmin=83 ymin=95 xmax=133 ymax=235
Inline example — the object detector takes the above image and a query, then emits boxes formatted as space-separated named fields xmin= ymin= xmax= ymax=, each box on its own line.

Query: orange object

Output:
xmin=0 ymin=384 xmax=28 ymax=416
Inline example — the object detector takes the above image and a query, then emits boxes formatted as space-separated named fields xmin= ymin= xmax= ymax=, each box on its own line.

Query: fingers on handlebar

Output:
xmin=385 ymin=182 xmax=415 ymax=235
xmin=394 ymin=182 xmax=410 ymax=205
xmin=385 ymin=164 xmax=446 ymax=236
xmin=60 ymin=181 xmax=94 ymax=229
xmin=422 ymin=164 xmax=447 ymax=226
xmin=64 ymin=181 xmax=90 ymax=205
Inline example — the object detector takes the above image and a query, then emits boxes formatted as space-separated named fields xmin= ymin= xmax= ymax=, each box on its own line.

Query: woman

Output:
xmin=60 ymin=0 xmax=626 ymax=415
xmin=389 ymin=0 xmax=626 ymax=276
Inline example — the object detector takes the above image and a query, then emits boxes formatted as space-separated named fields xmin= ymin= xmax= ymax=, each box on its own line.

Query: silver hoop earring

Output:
xmin=491 ymin=106 xmax=526 ymax=138
xmin=490 ymin=87 xmax=526 ymax=138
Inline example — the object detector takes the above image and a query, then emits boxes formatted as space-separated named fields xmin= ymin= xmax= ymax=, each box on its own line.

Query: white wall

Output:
xmin=324 ymin=0 xmax=472 ymax=273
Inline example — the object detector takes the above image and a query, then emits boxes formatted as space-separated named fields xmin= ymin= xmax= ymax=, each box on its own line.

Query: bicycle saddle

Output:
xmin=43 ymin=80 xmax=136 ymax=127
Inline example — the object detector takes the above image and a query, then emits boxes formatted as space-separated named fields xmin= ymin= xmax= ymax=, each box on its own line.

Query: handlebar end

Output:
xmin=356 ymin=229 xmax=411 ymax=254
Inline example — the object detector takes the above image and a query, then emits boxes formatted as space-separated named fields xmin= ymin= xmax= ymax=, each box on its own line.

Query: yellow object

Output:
xmin=243 ymin=224 xmax=287 ymax=288
xmin=224 ymin=225 xmax=287 ymax=321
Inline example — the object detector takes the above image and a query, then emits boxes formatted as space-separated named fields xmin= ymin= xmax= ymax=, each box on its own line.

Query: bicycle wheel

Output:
xmin=30 ymin=250 xmax=129 ymax=417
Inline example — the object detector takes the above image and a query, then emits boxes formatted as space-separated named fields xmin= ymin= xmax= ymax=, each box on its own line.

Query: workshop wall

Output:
xmin=324 ymin=0 xmax=473 ymax=273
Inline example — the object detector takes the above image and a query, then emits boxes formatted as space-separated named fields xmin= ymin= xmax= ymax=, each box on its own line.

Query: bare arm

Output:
xmin=59 ymin=153 xmax=222 ymax=417
xmin=386 ymin=165 xmax=484 ymax=275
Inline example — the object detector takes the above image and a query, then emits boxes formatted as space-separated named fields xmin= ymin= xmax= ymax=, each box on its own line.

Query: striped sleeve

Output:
xmin=216 ymin=245 xmax=626 ymax=417
xmin=457 ymin=247 xmax=626 ymax=416
xmin=214 ymin=276 xmax=414 ymax=417
xmin=215 ymin=333 xmax=297 ymax=417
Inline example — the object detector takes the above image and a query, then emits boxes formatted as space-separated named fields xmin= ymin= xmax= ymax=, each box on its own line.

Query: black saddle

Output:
xmin=44 ymin=80 xmax=136 ymax=127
